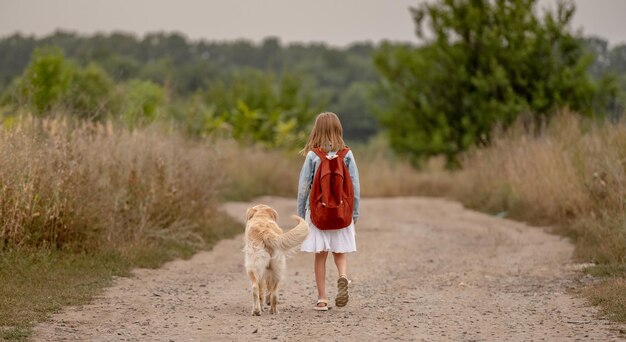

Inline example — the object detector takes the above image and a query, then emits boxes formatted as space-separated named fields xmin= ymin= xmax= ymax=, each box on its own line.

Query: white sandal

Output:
xmin=313 ymin=299 xmax=329 ymax=311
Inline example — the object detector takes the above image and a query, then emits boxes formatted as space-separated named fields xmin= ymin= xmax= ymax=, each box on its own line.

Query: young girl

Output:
xmin=297 ymin=112 xmax=360 ymax=311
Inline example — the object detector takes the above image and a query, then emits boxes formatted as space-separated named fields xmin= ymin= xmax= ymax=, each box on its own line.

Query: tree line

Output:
xmin=1 ymin=0 xmax=626 ymax=163
xmin=0 ymin=32 xmax=380 ymax=141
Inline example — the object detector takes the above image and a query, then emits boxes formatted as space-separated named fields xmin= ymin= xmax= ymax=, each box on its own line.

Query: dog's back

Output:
xmin=245 ymin=215 xmax=307 ymax=256
xmin=244 ymin=205 xmax=308 ymax=315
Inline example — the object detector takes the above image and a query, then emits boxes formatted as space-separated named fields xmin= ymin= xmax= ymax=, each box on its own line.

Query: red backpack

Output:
xmin=309 ymin=147 xmax=354 ymax=230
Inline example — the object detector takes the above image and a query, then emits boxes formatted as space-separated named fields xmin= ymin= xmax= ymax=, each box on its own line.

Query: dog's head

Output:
xmin=246 ymin=204 xmax=278 ymax=222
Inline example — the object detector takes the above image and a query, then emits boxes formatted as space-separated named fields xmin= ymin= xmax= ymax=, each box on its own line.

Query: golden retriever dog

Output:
xmin=244 ymin=204 xmax=308 ymax=316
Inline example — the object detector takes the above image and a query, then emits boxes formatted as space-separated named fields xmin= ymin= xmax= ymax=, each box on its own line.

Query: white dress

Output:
xmin=300 ymin=210 xmax=357 ymax=253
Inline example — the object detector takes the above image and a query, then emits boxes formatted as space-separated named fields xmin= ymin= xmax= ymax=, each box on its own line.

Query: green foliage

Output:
xmin=0 ymin=32 xmax=381 ymax=140
xmin=583 ymin=37 xmax=626 ymax=117
xmin=121 ymin=79 xmax=165 ymax=129
xmin=5 ymin=46 xmax=116 ymax=118
xmin=335 ymin=82 xmax=379 ymax=140
xmin=17 ymin=46 xmax=71 ymax=114
xmin=374 ymin=0 xmax=616 ymax=165
xmin=195 ymin=69 xmax=321 ymax=147
xmin=67 ymin=64 xmax=115 ymax=119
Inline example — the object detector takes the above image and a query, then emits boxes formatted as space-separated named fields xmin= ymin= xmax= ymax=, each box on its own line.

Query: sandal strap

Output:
xmin=316 ymin=299 xmax=328 ymax=304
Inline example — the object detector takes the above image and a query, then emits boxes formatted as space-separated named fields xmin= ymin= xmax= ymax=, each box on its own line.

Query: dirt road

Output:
xmin=33 ymin=197 xmax=624 ymax=341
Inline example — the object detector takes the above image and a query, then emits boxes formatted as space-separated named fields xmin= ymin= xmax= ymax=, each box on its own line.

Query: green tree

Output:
xmin=121 ymin=79 xmax=165 ymax=129
xmin=198 ymin=69 xmax=321 ymax=147
xmin=6 ymin=47 xmax=115 ymax=118
xmin=375 ymin=0 xmax=614 ymax=165
xmin=18 ymin=46 xmax=72 ymax=114
xmin=66 ymin=63 xmax=115 ymax=119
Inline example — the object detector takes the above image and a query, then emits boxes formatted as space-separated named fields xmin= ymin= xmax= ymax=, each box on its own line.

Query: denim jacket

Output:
xmin=296 ymin=149 xmax=360 ymax=222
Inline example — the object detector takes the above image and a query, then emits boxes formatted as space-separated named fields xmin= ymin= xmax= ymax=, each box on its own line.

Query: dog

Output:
xmin=244 ymin=204 xmax=308 ymax=316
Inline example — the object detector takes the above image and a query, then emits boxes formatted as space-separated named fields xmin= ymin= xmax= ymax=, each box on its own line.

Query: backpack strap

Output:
xmin=312 ymin=148 xmax=327 ymax=160
xmin=337 ymin=147 xmax=350 ymax=159
xmin=312 ymin=147 xmax=350 ymax=160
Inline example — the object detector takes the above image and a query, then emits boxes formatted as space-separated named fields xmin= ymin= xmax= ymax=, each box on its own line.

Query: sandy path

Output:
xmin=33 ymin=197 xmax=625 ymax=341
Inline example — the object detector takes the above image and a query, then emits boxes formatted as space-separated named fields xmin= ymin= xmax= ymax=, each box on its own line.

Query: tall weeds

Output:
xmin=453 ymin=113 xmax=626 ymax=265
xmin=0 ymin=116 xmax=225 ymax=253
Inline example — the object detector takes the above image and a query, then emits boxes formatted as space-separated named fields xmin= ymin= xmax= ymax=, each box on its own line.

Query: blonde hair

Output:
xmin=300 ymin=112 xmax=346 ymax=155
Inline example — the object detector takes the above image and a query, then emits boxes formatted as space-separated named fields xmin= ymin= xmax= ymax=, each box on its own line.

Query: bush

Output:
xmin=120 ymin=79 xmax=165 ymax=129
xmin=3 ymin=47 xmax=116 ymax=119
xmin=198 ymin=69 xmax=321 ymax=148
xmin=66 ymin=63 xmax=115 ymax=119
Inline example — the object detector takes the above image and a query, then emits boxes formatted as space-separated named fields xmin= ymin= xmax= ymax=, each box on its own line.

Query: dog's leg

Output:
xmin=264 ymin=274 xmax=272 ymax=307
xmin=259 ymin=281 xmax=267 ymax=311
xmin=269 ymin=257 xmax=285 ymax=314
xmin=270 ymin=289 xmax=279 ymax=314
xmin=269 ymin=276 xmax=279 ymax=314
xmin=265 ymin=293 xmax=271 ymax=307
xmin=247 ymin=270 xmax=262 ymax=316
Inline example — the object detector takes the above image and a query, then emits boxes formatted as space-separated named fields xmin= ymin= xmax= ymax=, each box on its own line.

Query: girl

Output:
xmin=297 ymin=112 xmax=360 ymax=311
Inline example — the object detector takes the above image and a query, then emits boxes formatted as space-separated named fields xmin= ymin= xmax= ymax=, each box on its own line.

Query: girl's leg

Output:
xmin=314 ymin=252 xmax=328 ymax=303
xmin=333 ymin=252 xmax=349 ymax=307
xmin=332 ymin=252 xmax=347 ymax=277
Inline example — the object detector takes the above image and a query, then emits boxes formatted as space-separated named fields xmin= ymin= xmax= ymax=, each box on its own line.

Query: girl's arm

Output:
xmin=296 ymin=152 xmax=315 ymax=218
xmin=346 ymin=150 xmax=360 ymax=223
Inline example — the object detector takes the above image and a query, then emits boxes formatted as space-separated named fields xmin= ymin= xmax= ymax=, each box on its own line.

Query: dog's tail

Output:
xmin=265 ymin=215 xmax=309 ymax=252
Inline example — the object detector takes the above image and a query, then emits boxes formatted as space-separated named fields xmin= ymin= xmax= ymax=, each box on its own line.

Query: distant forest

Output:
xmin=0 ymin=31 xmax=380 ymax=140
xmin=1 ymin=31 xmax=626 ymax=141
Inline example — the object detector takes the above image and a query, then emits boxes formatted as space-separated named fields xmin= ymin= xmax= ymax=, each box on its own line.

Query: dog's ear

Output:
xmin=246 ymin=207 xmax=257 ymax=221
xmin=269 ymin=208 xmax=278 ymax=221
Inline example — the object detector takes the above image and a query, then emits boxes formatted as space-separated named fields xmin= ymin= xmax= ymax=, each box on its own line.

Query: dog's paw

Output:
xmin=270 ymin=307 xmax=279 ymax=315
xmin=252 ymin=309 xmax=261 ymax=316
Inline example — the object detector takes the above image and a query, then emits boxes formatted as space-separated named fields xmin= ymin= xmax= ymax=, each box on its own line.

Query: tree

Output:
xmin=17 ymin=46 xmax=72 ymax=114
xmin=66 ymin=63 xmax=115 ymax=119
xmin=374 ymin=0 xmax=614 ymax=165
xmin=4 ymin=47 xmax=116 ymax=118
xmin=193 ymin=69 xmax=322 ymax=147
xmin=121 ymin=79 xmax=165 ymax=129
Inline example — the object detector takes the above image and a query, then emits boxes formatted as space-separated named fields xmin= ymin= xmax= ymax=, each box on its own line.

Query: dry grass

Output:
xmin=583 ymin=278 xmax=626 ymax=322
xmin=451 ymin=113 xmax=626 ymax=265
xmin=0 ymin=116 xmax=226 ymax=253
xmin=353 ymin=136 xmax=452 ymax=197
xmin=222 ymin=135 xmax=449 ymax=201
xmin=219 ymin=141 xmax=301 ymax=201
xmin=435 ymin=112 xmax=626 ymax=322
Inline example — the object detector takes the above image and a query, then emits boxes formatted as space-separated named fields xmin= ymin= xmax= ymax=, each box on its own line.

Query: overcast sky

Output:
xmin=0 ymin=0 xmax=625 ymax=46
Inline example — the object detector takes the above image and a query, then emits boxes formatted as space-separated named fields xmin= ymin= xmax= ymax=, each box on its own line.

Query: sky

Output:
xmin=0 ymin=0 xmax=625 ymax=47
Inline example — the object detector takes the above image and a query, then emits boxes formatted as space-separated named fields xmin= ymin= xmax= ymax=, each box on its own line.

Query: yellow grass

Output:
xmin=451 ymin=113 xmax=626 ymax=265
xmin=222 ymin=135 xmax=449 ymax=200
xmin=0 ymin=116 xmax=226 ymax=252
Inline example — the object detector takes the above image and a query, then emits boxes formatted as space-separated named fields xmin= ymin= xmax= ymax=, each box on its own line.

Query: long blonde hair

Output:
xmin=300 ymin=112 xmax=346 ymax=155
